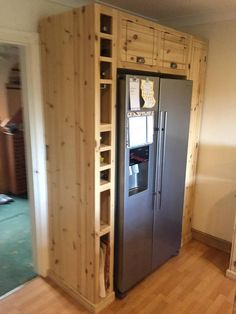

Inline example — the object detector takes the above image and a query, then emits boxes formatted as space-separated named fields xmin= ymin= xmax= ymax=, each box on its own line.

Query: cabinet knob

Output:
xmin=133 ymin=34 xmax=138 ymax=40
xmin=170 ymin=62 xmax=177 ymax=69
xmin=136 ymin=56 xmax=145 ymax=64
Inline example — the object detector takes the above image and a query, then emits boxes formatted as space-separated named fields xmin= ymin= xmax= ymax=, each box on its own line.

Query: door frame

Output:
xmin=0 ymin=28 xmax=48 ymax=277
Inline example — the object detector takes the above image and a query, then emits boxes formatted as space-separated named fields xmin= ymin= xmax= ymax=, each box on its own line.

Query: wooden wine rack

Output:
xmin=40 ymin=4 xmax=117 ymax=313
xmin=95 ymin=4 xmax=117 ymax=302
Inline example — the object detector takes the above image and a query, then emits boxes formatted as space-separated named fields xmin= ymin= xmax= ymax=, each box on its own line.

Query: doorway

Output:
xmin=0 ymin=29 xmax=49 ymax=296
xmin=0 ymin=44 xmax=37 ymax=296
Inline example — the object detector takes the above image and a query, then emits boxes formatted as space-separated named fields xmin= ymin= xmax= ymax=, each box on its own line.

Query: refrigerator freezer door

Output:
xmin=115 ymin=74 xmax=159 ymax=295
xmin=152 ymin=78 xmax=192 ymax=269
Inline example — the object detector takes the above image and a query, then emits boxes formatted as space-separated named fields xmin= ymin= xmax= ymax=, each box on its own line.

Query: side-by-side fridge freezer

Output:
xmin=115 ymin=74 xmax=192 ymax=296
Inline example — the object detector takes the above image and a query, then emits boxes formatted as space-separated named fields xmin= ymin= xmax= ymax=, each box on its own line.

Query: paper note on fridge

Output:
xmin=141 ymin=79 xmax=156 ymax=108
xmin=128 ymin=116 xmax=146 ymax=147
xmin=129 ymin=78 xmax=140 ymax=111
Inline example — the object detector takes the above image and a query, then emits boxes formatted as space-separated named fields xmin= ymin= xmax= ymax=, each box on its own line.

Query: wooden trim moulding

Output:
xmin=192 ymin=228 xmax=232 ymax=254
xmin=48 ymin=271 xmax=115 ymax=313
xmin=226 ymin=269 xmax=236 ymax=281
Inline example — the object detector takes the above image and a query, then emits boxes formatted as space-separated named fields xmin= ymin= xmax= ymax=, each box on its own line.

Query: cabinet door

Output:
xmin=160 ymin=31 xmax=190 ymax=74
xmin=120 ymin=18 xmax=156 ymax=67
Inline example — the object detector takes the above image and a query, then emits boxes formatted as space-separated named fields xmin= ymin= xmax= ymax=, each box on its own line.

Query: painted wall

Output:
xmin=181 ymin=20 xmax=236 ymax=242
xmin=0 ymin=0 xmax=89 ymax=33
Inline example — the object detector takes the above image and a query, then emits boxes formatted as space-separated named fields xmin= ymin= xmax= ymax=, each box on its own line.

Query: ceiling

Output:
xmin=98 ymin=0 xmax=236 ymax=25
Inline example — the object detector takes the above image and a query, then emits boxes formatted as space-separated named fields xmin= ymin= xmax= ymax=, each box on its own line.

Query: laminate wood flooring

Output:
xmin=0 ymin=240 xmax=235 ymax=314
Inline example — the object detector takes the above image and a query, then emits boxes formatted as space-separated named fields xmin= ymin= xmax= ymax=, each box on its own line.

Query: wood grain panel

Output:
xmin=182 ymin=38 xmax=208 ymax=245
xmin=159 ymin=30 xmax=190 ymax=74
xmin=41 ymin=10 xmax=77 ymax=289
xmin=126 ymin=21 xmax=155 ymax=65
xmin=40 ymin=3 xmax=116 ymax=311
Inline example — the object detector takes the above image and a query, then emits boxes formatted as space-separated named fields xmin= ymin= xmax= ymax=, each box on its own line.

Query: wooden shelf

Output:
xmin=99 ymin=32 xmax=113 ymax=40
xmin=100 ymin=79 xmax=113 ymax=85
xmin=100 ymin=181 xmax=111 ymax=192
xmin=100 ymin=163 xmax=111 ymax=171
xmin=100 ymin=123 xmax=112 ymax=132
xmin=100 ymin=144 xmax=112 ymax=152
xmin=100 ymin=222 xmax=111 ymax=236
xmin=100 ymin=178 xmax=110 ymax=185
xmin=100 ymin=56 xmax=112 ymax=63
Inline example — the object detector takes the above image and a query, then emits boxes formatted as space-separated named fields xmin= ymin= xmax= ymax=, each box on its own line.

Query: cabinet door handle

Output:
xmin=170 ymin=62 xmax=177 ymax=69
xmin=136 ymin=56 xmax=145 ymax=64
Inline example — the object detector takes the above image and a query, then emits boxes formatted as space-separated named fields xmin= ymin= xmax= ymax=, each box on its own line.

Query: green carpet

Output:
xmin=0 ymin=196 xmax=36 ymax=296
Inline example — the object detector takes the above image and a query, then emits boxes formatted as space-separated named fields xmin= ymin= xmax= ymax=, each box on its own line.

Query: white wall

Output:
xmin=181 ymin=20 xmax=236 ymax=242
xmin=0 ymin=0 xmax=89 ymax=33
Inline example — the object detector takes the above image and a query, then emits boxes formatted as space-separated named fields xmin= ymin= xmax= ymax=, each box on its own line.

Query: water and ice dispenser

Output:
xmin=128 ymin=146 xmax=149 ymax=196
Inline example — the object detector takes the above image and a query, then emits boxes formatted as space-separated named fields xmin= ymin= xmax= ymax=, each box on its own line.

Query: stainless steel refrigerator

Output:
xmin=115 ymin=74 xmax=192 ymax=297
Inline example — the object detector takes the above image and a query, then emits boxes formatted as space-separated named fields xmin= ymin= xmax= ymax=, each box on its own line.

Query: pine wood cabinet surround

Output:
xmin=159 ymin=27 xmax=191 ymax=75
xmin=40 ymin=3 xmax=208 ymax=313
xmin=182 ymin=38 xmax=208 ymax=245
xmin=119 ymin=12 xmax=159 ymax=70
xmin=40 ymin=4 xmax=117 ymax=313
xmin=118 ymin=11 xmax=191 ymax=76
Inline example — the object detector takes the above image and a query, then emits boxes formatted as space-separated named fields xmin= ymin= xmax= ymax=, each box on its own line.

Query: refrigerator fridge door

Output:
xmin=115 ymin=75 xmax=159 ymax=295
xmin=152 ymin=78 xmax=192 ymax=269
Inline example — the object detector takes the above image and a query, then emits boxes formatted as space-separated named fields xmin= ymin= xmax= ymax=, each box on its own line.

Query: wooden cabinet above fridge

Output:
xmin=159 ymin=28 xmax=191 ymax=75
xmin=118 ymin=12 xmax=160 ymax=72
xmin=118 ymin=12 xmax=191 ymax=76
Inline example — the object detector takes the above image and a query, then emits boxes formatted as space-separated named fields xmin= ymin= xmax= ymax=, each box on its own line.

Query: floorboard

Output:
xmin=0 ymin=240 xmax=235 ymax=313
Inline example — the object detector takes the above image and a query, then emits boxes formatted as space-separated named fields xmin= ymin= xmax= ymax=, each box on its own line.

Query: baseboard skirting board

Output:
xmin=226 ymin=269 xmax=236 ymax=281
xmin=192 ymin=228 xmax=232 ymax=254
xmin=48 ymin=270 xmax=115 ymax=313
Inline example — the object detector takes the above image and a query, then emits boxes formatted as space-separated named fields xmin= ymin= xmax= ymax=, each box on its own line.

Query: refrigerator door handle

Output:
xmin=153 ymin=125 xmax=160 ymax=211
xmin=157 ymin=111 xmax=168 ymax=210
xmin=154 ymin=111 xmax=163 ymax=211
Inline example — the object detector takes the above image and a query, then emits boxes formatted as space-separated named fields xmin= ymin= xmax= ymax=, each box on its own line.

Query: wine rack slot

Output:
xmin=100 ymin=14 xmax=112 ymax=34
xmin=100 ymin=190 xmax=110 ymax=228
xmin=100 ymin=61 xmax=112 ymax=79
xmin=100 ymin=84 xmax=112 ymax=124
xmin=100 ymin=131 xmax=111 ymax=151
xmin=100 ymin=38 xmax=112 ymax=57
xmin=100 ymin=169 xmax=110 ymax=185
xmin=99 ymin=233 xmax=110 ymax=298
xmin=100 ymin=150 xmax=111 ymax=167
